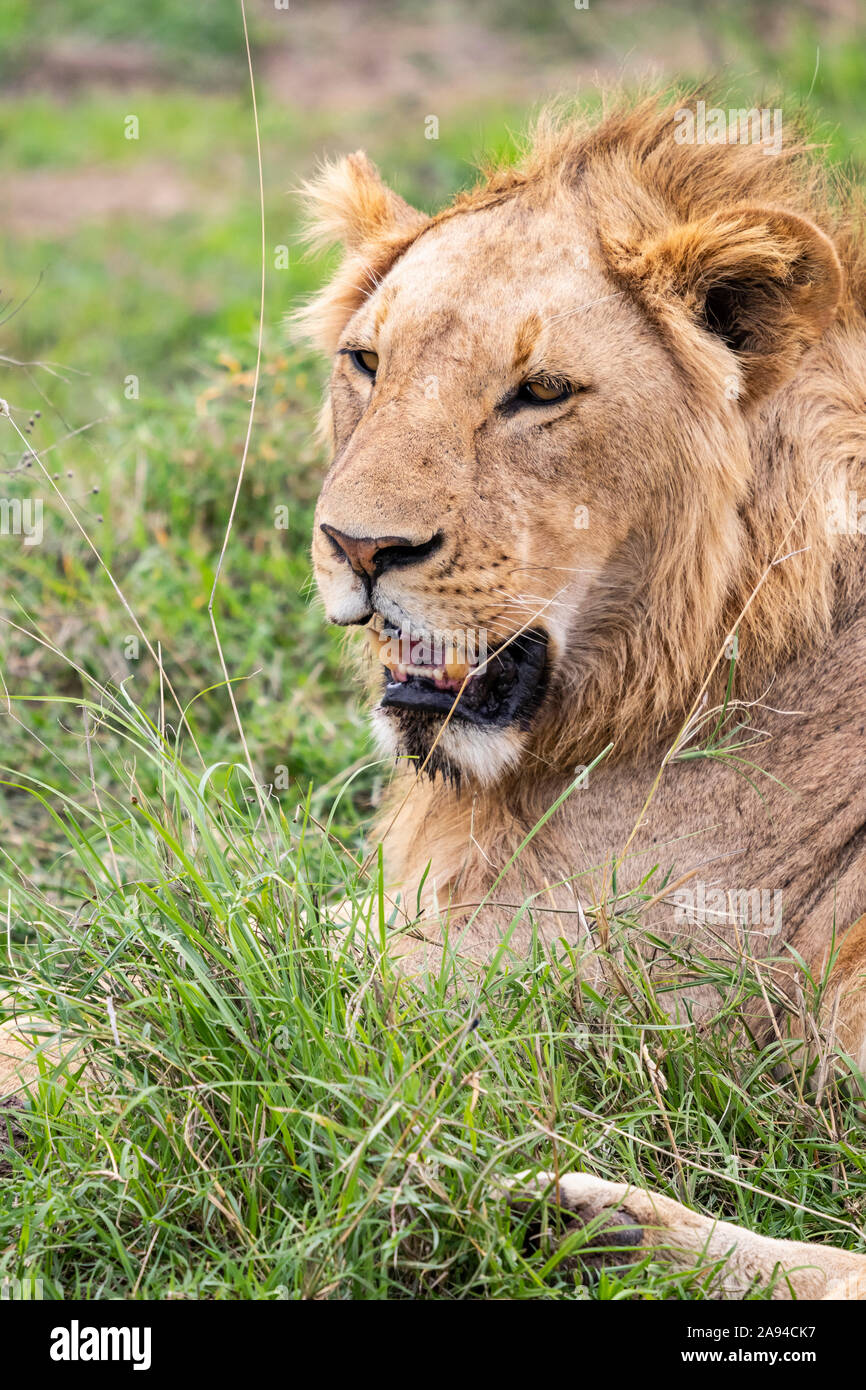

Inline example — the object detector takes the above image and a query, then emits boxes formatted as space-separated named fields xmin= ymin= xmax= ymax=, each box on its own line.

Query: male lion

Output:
xmin=302 ymin=91 xmax=866 ymax=1295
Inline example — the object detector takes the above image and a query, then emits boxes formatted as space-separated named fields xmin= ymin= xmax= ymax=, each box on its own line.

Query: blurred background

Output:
xmin=0 ymin=0 xmax=864 ymax=870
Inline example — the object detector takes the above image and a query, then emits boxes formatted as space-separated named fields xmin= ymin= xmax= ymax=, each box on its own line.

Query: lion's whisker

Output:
xmin=492 ymin=586 xmax=572 ymax=611
xmin=511 ymin=564 xmax=599 ymax=575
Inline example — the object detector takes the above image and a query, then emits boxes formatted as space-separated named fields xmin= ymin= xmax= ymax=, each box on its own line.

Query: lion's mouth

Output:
xmin=367 ymin=621 xmax=548 ymax=729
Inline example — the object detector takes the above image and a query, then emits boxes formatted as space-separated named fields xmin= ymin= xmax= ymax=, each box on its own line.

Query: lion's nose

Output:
xmin=320 ymin=525 xmax=442 ymax=580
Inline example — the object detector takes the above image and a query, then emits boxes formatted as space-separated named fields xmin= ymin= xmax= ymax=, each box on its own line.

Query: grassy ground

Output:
xmin=1 ymin=1 xmax=865 ymax=1299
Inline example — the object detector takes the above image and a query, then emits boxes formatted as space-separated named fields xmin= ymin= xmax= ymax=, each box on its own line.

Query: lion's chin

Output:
xmin=370 ymin=707 xmax=526 ymax=787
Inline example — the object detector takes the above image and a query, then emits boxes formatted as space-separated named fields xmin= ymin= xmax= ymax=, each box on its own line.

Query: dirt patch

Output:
xmin=260 ymin=11 xmax=573 ymax=112
xmin=261 ymin=9 xmax=621 ymax=113
xmin=1 ymin=161 xmax=217 ymax=237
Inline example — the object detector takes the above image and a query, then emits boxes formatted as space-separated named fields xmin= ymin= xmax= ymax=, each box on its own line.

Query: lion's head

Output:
xmin=300 ymin=94 xmax=851 ymax=787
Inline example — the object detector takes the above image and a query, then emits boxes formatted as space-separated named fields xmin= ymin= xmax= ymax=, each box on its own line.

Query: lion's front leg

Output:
xmin=508 ymin=1171 xmax=866 ymax=1299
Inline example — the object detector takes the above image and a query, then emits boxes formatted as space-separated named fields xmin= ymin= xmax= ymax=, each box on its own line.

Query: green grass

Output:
xmin=2 ymin=2 xmax=866 ymax=1300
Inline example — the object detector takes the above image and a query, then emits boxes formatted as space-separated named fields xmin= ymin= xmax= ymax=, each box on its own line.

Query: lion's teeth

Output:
xmin=366 ymin=624 xmax=480 ymax=685
xmin=402 ymin=663 xmax=473 ymax=681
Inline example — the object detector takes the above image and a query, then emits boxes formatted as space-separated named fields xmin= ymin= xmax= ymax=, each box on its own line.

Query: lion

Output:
xmin=300 ymin=89 xmax=866 ymax=1295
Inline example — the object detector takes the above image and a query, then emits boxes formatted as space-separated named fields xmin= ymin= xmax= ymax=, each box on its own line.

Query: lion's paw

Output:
xmin=502 ymin=1170 xmax=645 ymax=1271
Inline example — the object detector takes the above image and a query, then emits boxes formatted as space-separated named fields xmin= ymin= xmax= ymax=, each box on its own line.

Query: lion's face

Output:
xmin=314 ymin=198 xmax=671 ymax=781
xmin=306 ymin=142 xmax=841 ymax=786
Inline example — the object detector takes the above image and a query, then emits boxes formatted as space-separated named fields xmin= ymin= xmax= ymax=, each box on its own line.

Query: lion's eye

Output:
xmin=349 ymin=348 xmax=379 ymax=378
xmin=519 ymin=378 xmax=571 ymax=404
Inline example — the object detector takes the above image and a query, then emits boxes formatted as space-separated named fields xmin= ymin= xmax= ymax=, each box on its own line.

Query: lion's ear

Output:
xmin=293 ymin=153 xmax=427 ymax=353
xmin=299 ymin=151 xmax=425 ymax=253
xmin=605 ymin=205 xmax=843 ymax=402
